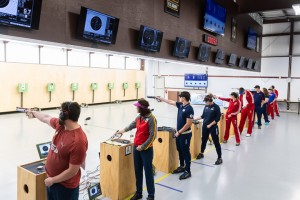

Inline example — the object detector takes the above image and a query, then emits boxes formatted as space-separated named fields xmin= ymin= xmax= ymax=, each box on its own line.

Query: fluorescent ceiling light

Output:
xmin=293 ymin=4 xmax=300 ymax=15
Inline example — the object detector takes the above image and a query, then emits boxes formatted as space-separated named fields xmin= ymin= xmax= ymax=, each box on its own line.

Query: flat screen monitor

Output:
xmin=88 ymin=183 xmax=102 ymax=200
xmin=238 ymin=56 xmax=246 ymax=68
xmin=247 ymin=28 xmax=257 ymax=50
xmin=215 ymin=49 xmax=225 ymax=64
xmin=36 ymin=142 xmax=51 ymax=159
xmin=247 ymin=58 xmax=254 ymax=69
xmin=203 ymin=0 xmax=226 ymax=36
xmin=228 ymin=53 xmax=237 ymax=66
xmin=197 ymin=44 xmax=211 ymax=62
xmin=253 ymin=60 xmax=260 ymax=70
xmin=0 ymin=0 xmax=42 ymax=29
xmin=77 ymin=7 xmax=119 ymax=44
xmin=138 ymin=25 xmax=163 ymax=52
xmin=173 ymin=37 xmax=191 ymax=58
xmin=184 ymin=74 xmax=208 ymax=88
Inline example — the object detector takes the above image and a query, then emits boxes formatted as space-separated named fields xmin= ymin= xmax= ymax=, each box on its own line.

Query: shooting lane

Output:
xmin=17 ymin=160 xmax=47 ymax=200
xmin=100 ymin=140 xmax=135 ymax=200
xmin=0 ymin=62 xmax=145 ymax=113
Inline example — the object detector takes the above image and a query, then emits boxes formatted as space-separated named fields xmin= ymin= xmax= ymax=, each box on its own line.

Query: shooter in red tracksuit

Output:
xmin=217 ymin=92 xmax=241 ymax=146
xmin=238 ymin=87 xmax=255 ymax=137
xmin=271 ymin=85 xmax=280 ymax=117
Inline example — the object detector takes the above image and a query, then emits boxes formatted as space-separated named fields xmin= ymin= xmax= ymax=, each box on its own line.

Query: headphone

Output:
xmin=204 ymin=95 xmax=213 ymax=102
xmin=59 ymin=102 xmax=73 ymax=122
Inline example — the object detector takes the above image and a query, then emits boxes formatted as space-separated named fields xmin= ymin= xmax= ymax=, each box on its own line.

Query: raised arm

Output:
xmin=26 ymin=110 xmax=52 ymax=126
xmin=218 ymin=97 xmax=231 ymax=102
xmin=156 ymin=97 xmax=177 ymax=106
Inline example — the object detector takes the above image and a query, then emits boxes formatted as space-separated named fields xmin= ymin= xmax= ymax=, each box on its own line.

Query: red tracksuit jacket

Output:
xmin=274 ymin=89 xmax=278 ymax=98
xmin=239 ymin=90 xmax=254 ymax=109
xmin=219 ymin=97 xmax=241 ymax=116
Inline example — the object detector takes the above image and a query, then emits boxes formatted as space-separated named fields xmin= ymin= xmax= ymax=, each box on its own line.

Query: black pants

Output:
xmin=175 ymin=133 xmax=192 ymax=173
xmin=47 ymin=183 xmax=79 ymax=200
xmin=134 ymin=146 xmax=155 ymax=198
xmin=201 ymin=125 xmax=222 ymax=159
xmin=262 ymin=104 xmax=269 ymax=123
xmin=255 ymin=106 xmax=263 ymax=126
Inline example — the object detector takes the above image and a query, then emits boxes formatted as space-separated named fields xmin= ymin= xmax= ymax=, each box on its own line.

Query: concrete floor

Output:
xmin=1 ymin=100 xmax=300 ymax=200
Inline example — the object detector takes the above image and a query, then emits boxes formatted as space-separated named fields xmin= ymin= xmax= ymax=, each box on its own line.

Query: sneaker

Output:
xmin=272 ymin=118 xmax=274 ymax=120
xmin=147 ymin=197 xmax=154 ymax=200
xmin=179 ymin=171 xmax=191 ymax=180
xmin=236 ymin=143 xmax=240 ymax=146
xmin=255 ymin=121 xmax=258 ymax=124
xmin=258 ymin=126 xmax=262 ymax=129
xmin=196 ymin=153 xmax=204 ymax=160
xmin=265 ymin=122 xmax=269 ymax=125
xmin=277 ymin=115 xmax=280 ymax=117
xmin=173 ymin=166 xmax=185 ymax=174
xmin=223 ymin=140 xmax=228 ymax=143
xmin=215 ymin=158 xmax=223 ymax=165
xmin=246 ymin=134 xmax=251 ymax=137
xmin=209 ymin=141 xmax=213 ymax=145
xmin=130 ymin=193 xmax=143 ymax=200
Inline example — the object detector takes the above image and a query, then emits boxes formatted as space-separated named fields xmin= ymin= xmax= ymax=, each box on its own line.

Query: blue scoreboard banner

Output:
xmin=184 ymin=74 xmax=208 ymax=88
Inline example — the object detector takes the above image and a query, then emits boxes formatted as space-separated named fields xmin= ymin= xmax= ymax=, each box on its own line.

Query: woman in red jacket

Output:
xmin=117 ymin=99 xmax=157 ymax=200
xmin=216 ymin=92 xmax=241 ymax=146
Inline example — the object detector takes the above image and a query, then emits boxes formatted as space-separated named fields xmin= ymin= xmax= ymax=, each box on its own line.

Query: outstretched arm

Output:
xmin=26 ymin=110 xmax=52 ymax=126
xmin=156 ymin=97 xmax=177 ymax=106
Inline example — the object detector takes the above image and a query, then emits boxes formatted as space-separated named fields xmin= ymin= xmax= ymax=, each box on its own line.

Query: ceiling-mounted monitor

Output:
xmin=215 ymin=49 xmax=225 ymax=64
xmin=77 ymin=7 xmax=119 ymax=44
xmin=138 ymin=25 xmax=163 ymax=52
xmin=228 ymin=53 xmax=237 ymax=66
xmin=173 ymin=37 xmax=191 ymax=58
xmin=247 ymin=28 xmax=257 ymax=50
xmin=197 ymin=44 xmax=211 ymax=62
xmin=0 ymin=0 xmax=43 ymax=29
xmin=203 ymin=0 xmax=227 ymax=36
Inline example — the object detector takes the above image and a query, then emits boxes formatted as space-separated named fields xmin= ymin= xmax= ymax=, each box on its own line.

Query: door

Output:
xmin=154 ymin=76 xmax=165 ymax=98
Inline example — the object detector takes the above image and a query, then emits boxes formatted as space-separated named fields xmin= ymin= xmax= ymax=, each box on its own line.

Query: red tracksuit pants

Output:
xmin=239 ymin=107 xmax=254 ymax=135
xmin=274 ymin=101 xmax=279 ymax=116
xmin=268 ymin=103 xmax=274 ymax=119
xmin=224 ymin=115 xmax=240 ymax=143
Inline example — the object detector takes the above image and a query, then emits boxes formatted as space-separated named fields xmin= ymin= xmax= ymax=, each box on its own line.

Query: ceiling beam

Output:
xmin=238 ymin=0 xmax=299 ymax=13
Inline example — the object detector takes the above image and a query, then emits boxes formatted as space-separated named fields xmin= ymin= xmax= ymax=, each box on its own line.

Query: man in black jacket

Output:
xmin=194 ymin=95 xmax=223 ymax=165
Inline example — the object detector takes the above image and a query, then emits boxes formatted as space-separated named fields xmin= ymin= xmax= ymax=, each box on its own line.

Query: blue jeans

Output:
xmin=134 ymin=146 xmax=155 ymax=198
xmin=176 ymin=133 xmax=192 ymax=173
xmin=255 ymin=106 xmax=263 ymax=126
xmin=47 ymin=183 xmax=79 ymax=200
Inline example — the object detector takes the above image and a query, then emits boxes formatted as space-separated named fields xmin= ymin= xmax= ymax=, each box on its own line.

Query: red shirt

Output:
xmin=46 ymin=118 xmax=88 ymax=188
xmin=219 ymin=97 xmax=241 ymax=116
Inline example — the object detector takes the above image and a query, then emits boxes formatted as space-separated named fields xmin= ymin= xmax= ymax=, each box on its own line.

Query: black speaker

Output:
xmin=197 ymin=44 xmax=211 ymax=62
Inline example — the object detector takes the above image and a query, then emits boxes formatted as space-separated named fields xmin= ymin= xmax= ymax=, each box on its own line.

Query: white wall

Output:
xmin=145 ymin=60 xmax=289 ymax=99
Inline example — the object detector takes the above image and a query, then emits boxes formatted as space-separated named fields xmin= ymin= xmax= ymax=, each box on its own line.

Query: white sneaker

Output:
xmin=246 ymin=134 xmax=251 ymax=137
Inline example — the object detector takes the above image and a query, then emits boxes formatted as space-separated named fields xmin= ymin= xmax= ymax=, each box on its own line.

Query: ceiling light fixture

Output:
xmin=293 ymin=4 xmax=300 ymax=15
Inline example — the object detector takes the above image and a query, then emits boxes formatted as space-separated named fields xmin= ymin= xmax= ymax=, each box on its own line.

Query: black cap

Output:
xmin=178 ymin=91 xmax=191 ymax=101
xmin=254 ymin=85 xmax=260 ymax=89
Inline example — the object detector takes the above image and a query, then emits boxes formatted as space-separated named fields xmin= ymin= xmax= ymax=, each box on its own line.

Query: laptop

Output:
xmin=88 ymin=183 xmax=102 ymax=200
xmin=36 ymin=142 xmax=51 ymax=159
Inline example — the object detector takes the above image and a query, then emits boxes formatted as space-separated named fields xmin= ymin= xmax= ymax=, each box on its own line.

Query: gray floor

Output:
xmin=1 ymin=100 xmax=300 ymax=200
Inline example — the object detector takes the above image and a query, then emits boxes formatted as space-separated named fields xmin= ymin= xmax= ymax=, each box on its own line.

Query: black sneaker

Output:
xmin=147 ymin=197 xmax=154 ymax=200
xmin=277 ymin=115 xmax=280 ymax=117
xmin=130 ymin=193 xmax=143 ymax=200
xmin=196 ymin=153 xmax=204 ymax=160
xmin=236 ymin=143 xmax=240 ymax=146
xmin=258 ymin=126 xmax=262 ymax=129
xmin=173 ymin=166 xmax=185 ymax=174
xmin=179 ymin=171 xmax=191 ymax=180
xmin=215 ymin=158 xmax=223 ymax=165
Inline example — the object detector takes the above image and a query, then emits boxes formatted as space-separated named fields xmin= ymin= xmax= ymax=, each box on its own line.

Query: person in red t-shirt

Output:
xmin=117 ymin=99 xmax=157 ymax=200
xmin=270 ymin=85 xmax=280 ymax=117
xmin=216 ymin=92 xmax=241 ymax=146
xmin=26 ymin=102 xmax=88 ymax=200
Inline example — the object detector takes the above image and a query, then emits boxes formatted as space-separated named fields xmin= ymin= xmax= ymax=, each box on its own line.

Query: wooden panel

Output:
xmin=0 ymin=62 xmax=145 ymax=112
xmin=100 ymin=142 xmax=135 ymax=200
xmin=17 ymin=161 xmax=46 ymax=200
xmin=190 ymin=123 xmax=202 ymax=159
xmin=218 ymin=114 xmax=226 ymax=143
xmin=168 ymin=91 xmax=179 ymax=102
xmin=153 ymin=131 xmax=178 ymax=173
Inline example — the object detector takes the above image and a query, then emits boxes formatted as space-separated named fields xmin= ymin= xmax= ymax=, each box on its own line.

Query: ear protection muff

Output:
xmin=59 ymin=102 xmax=72 ymax=122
